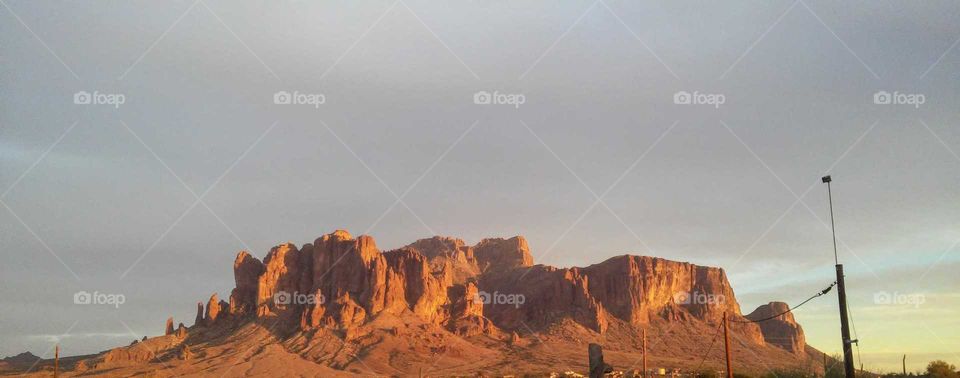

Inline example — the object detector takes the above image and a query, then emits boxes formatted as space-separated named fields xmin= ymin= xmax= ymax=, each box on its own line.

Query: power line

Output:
xmin=731 ymin=281 xmax=837 ymax=323
xmin=688 ymin=281 xmax=836 ymax=377
xmin=695 ymin=322 xmax=724 ymax=372
xmin=846 ymin=298 xmax=863 ymax=371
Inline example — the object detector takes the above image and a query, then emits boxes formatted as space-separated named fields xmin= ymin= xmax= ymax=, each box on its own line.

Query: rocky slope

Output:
xmin=746 ymin=302 xmax=806 ymax=353
xmin=7 ymin=230 xmax=822 ymax=377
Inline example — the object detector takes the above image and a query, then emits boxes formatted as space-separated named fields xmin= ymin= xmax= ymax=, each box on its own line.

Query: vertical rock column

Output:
xmin=194 ymin=302 xmax=204 ymax=327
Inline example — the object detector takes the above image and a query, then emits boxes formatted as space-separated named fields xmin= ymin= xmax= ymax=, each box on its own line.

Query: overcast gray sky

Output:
xmin=2 ymin=0 xmax=958 ymax=372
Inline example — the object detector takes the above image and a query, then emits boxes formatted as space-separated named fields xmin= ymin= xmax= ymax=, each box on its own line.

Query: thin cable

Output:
xmin=846 ymin=299 xmax=863 ymax=371
xmin=694 ymin=322 xmax=724 ymax=372
xmin=731 ymin=281 xmax=837 ymax=323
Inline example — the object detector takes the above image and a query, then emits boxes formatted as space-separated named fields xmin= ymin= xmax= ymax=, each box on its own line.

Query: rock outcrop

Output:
xmin=201 ymin=231 xmax=488 ymax=335
xmin=479 ymin=264 xmax=608 ymax=333
xmin=175 ymin=323 xmax=187 ymax=338
xmin=205 ymin=294 xmax=225 ymax=325
xmin=581 ymin=255 xmax=742 ymax=324
xmin=746 ymin=302 xmax=805 ymax=353
xmin=89 ymin=331 xmax=186 ymax=371
xmin=164 ymin=317 xmax=174 ymax=335
xmin=255 ymin=243 xmax=303 ymax=319
xmin=194 ymin=302 xmax=204 ymax=326
xmin=230 ymin=251 xmax=264 ymax=316
xmin=473 ymin=236 xmax=533 ymax=272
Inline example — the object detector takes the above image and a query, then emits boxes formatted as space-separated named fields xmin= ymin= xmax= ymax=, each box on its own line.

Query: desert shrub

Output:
xmin=696 ymin=370 xmax=719 ymax=378
xmin=759 ymin=369 xmax=811 ymax=378
xmin=926 ymin=360 xmax=958 ymax=378
xmin=824 ymin=354 xmax=845 ymax=378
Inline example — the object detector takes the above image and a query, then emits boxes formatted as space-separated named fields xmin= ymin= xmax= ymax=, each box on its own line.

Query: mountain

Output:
xmin=7 ymin=230 xmax=830 ymax=377
xmin=2 ymin=352 xmax=39 ymax=364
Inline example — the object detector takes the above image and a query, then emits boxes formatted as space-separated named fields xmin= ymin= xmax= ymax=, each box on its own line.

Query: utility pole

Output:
xmin=54 ymin=344 xmax=59 ymax=378
xmin=723 ymin=312 xmax=733 ymax=378
xmin=642 ymin=328 xmax=647 ymax=378
xmin=902 ymin=355 xmax=907 ymax=376
xmin=823 ymin=175 xmax=857 ymax=378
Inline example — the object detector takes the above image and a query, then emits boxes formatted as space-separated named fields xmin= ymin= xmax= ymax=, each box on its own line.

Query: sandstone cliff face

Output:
xmin=403 ymin=236 xmax=479 ymax=285
xmin=204 ymin=294 xmax=226 ymax=325
xmin=406 ymin=236 xmax=469 ymax=259
xmin=446 ymin=281 xmax=494 ymax=336
xmin=382 ymin=248 xmax=447 ymax=322
xmin=474 ymin=236 xmax=533 ymax=272
xmin=206 ymin=231 xmax=481 ymax=334
xmin=256 ymin=243 xmax=303 ymax=319
xmin=229 ymin=251 xmax=264 ymax=316
xmin=478 ymin=265 xmax=608 ymax=333
xmin=580 ymin=255 xmax=742 ymax=324
xmin=196 ymin=230 xmax=796 ymax=349
xmin=746 ymin=302 xmax=805 ymax=353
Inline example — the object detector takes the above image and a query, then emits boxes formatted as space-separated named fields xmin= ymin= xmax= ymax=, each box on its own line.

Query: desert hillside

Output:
xmin=4 ymin=230 xmax=830 ymax=377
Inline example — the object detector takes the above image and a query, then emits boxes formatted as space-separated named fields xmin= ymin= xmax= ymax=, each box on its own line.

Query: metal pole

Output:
xmin=826 ymin=179 xmax=838 ymax=265
xmin=642 ymin=328 xmax=647 ymax=378
xmin=823 ymin=176 xmax=856 ymax=378
xmin=723 ymin=312 xmax=733 ymax=378
xmin=836 ymin=264 xmax=856 ymax=378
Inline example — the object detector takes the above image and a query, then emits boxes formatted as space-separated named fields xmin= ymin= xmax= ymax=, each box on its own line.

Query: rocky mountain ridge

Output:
xmin=195 ymin=230 xmax=804 ymax=354
xmin=7 ymin=230 xmax=819 ymax=376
